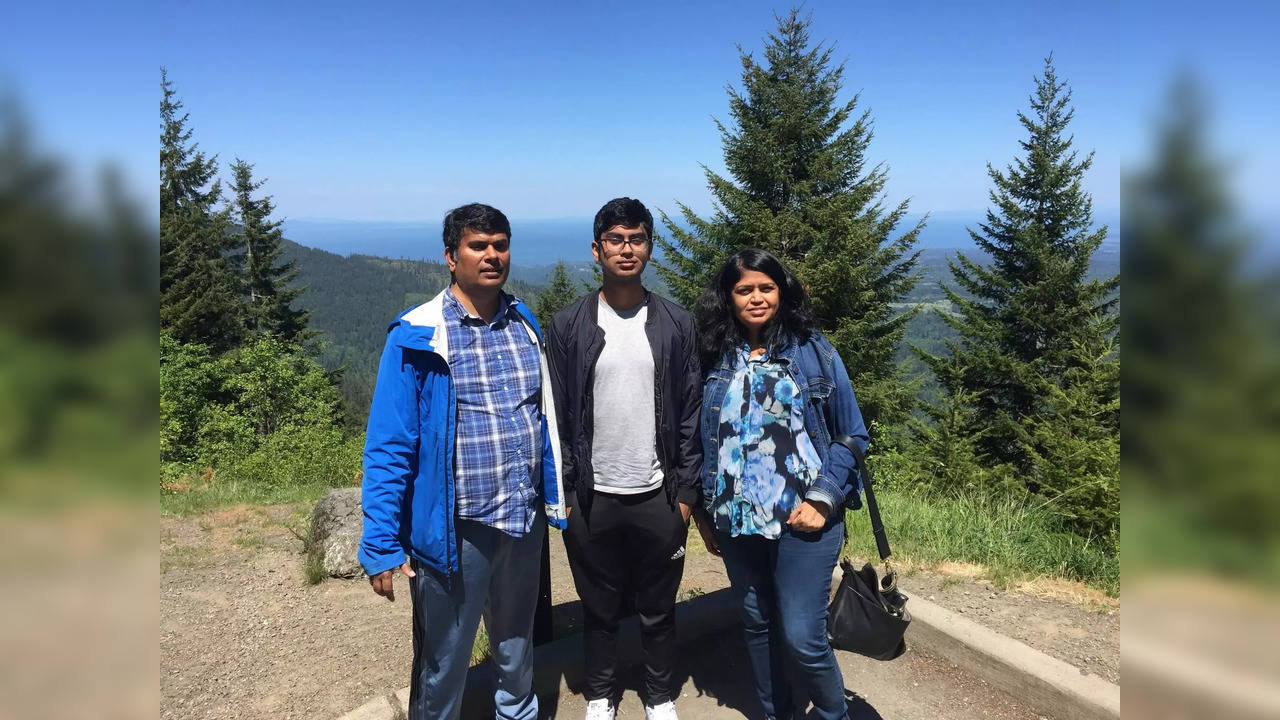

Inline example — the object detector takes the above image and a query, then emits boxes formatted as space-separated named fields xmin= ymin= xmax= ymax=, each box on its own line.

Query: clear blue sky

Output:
xmin=2 ymin=0 xmax=1276 ymax=224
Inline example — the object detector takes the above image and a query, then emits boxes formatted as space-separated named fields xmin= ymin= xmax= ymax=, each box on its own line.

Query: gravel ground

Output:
xmin=160 ymin=503 xmax=1117 ymax=719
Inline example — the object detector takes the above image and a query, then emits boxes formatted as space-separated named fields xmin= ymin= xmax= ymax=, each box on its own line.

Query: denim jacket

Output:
xmin=700 ymin=332 xmax=869 ymax=521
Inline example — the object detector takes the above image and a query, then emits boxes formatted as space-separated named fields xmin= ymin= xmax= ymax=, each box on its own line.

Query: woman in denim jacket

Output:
xmin=694 ymin=249 xmax=869 ymax=720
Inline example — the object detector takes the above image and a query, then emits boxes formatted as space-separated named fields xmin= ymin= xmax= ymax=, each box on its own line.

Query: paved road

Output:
xmin=541 ymin=627 xmax=1048 ymax=720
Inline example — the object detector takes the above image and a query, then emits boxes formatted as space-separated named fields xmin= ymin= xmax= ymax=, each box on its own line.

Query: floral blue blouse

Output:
xmin=711 ymin=347 xmax=824 ymax=538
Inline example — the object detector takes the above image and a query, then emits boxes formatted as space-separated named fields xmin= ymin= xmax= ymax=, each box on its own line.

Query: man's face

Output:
xmin=447 ymin=228 xmax=510 ymax=293
xmin=591 ymin=224 xmax=651 ymax=280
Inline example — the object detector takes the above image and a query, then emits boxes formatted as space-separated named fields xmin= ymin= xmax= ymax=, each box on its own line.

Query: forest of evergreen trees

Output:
xmin=280 ymin=239 xmax=1115 ymax=428
xmin=160 ymin=10 xmax=1121 ymax=543
xmin=281 ymin=240 xmax=542 ymax=420
xmin=655 ymin=13 xmax=1118 ymax=538
xmin=160 ymin=69 xmax=358 ymax=493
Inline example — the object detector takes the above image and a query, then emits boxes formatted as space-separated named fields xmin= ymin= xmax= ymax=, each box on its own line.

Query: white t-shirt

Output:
xmin=591 ymin=295 xmax=664 ymax=494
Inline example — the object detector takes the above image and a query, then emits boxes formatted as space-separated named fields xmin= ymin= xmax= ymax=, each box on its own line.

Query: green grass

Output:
xmin=302 ymin=548 xmax=327 ymax=585
xmin=161 ymin=474 xmax=343 ymax=516
xmin=284 ymin=520 xmax=328 ymax=586
xmin=844 ymin=484 xmax=1119 ymax=596
xmin=471 ymin=622 xmax=492 ymax=665
xmin=161 ymin=428 xmax=363 ymax=517
xmin=680 ymin=587 xmax=706 ymax=601
xmin=276 ymin=506 xmax=330 ymax=586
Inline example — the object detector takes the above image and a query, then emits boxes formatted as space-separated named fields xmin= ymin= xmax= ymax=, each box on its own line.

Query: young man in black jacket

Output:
xmin=547 ymin=198 xmax=714 ymax=720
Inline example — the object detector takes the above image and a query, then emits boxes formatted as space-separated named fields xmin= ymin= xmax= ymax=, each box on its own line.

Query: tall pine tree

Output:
xmin=656 ymin=9 xmax=922 ymax=432
xmin=535 ymin=261 xmax=580 ymax=329
xmin=228 ymin=158 xmax=309 ymax=343
xmin=920 ymin=58 xmax=1119 ymax=535
xmin=160 ymin=69 xmax=244 ymax=351
xmin=1123 ymin=76 xmax=1279 ymax=573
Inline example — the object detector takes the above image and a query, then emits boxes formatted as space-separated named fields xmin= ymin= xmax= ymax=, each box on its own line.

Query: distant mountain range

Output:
xmin=282 ymin=210 xmax=1123 ymax=268
xmin=281 ymin=222 xmax=1119 ymax=423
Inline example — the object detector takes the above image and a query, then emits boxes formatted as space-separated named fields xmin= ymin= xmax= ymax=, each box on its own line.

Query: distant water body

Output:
xmin=283 ymin=210 xmax=1119 ymax=265
xmin=283 ymin=218 xmax=593 ymax=265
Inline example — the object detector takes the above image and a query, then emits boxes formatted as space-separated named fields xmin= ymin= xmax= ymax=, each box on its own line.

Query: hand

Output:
xmin=787 ymin=499 xmax=830 ymax=532
xmin=692 ymin=513 xmax=721 ymax=557
xmin=678 ymin=502 xmax=693 ymax=524
xmin=369 ymin=561 xmax=415 ymax=601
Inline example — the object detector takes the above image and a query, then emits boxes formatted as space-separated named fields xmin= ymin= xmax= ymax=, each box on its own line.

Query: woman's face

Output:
xmin=731 ymin=269 xmax=780 ymax=338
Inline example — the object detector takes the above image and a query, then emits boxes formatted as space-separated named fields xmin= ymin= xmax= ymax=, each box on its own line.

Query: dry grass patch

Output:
xmin=198 ymin=504 xmax=301 ymax=550
xmin=1012 ymin=575 xmax=1119 ymax=610
xmin=935 ymin=561 xmax=985 ymax=579
xmin=866 ymin=555 xmax=1119 ymax=612
xmin=161 ymin=544 xmax=212 ymax=573
xmin=839 ymin=553 xmax=925 ymax=575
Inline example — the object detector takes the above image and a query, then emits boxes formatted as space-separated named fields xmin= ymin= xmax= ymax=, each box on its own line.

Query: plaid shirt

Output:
xmin=443 ymin=289 xmax=543 ymax=536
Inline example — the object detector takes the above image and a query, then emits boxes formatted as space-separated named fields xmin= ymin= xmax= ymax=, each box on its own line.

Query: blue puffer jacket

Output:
xmin=358 ymin=289 xmax=569 ymax=578
xmin=700 ymin=332 xmax=870 ymax=520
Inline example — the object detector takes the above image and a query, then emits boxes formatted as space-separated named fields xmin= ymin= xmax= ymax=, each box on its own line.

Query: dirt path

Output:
xmin=161 ymin=503 xmax=1117 ymax=719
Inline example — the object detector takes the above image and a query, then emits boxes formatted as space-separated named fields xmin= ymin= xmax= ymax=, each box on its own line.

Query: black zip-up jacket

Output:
xmin=547 ymin=290 xmax=703 ymax=515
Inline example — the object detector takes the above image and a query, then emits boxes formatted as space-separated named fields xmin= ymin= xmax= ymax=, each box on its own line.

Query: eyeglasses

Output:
xmin=597 ymin=234 xmax=650 ymax=250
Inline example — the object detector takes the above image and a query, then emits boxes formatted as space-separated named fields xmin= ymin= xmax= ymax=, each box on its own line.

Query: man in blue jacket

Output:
xmin=359 ymin=203 xmax=568 ymax=720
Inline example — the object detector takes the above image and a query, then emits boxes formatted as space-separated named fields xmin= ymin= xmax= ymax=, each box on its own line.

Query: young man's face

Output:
xmin=447 ymin=228 xmax=510 ymax=293
xmin=592 ymin=223 xmax=651 ymax=281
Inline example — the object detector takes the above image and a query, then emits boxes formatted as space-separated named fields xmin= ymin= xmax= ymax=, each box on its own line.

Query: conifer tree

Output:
xmin=1124 ymin=76 xmax=1279 ymax=569
xmin=535 ymin=261 xmax=580 ymax=329
xmin=920 ymin=58 xmax=1119 ymax=532
xmin=655 ymin=9 xmax=922 ymax=432
xmin=909 ymin=351 xmax=998 ymax=494
xmin=228 ymin=158 xmax=309 ymax=343
xmin=160 ymin=69 xmax=244 ymax=351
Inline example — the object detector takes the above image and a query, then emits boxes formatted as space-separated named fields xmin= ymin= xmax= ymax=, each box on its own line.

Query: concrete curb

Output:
xmin=903 ymin=594 xmax=1119 ymax=720
xmin=338 ymin=571 xmax=1120 ymax=720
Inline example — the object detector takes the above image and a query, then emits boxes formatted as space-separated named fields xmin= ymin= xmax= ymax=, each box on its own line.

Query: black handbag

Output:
xmin=826 ymin=435 xmax=910 ymax=661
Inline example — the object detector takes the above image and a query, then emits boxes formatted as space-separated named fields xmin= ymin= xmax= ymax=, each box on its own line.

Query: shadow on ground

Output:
xmin=465 ymin=590 xmax=887 ymax=720
xmin=569 ymin=629 xmax=887 ymax=719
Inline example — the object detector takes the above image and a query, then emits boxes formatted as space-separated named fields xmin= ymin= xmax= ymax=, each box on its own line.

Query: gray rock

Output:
xmin=310 ymin=487 xmax=365 ymax=578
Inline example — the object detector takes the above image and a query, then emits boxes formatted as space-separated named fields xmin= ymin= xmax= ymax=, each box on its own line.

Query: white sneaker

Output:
xmin=644 ymin=700 xmax=679 ymax=720
xmin=585 ymin=698 xmax=616 ymax=720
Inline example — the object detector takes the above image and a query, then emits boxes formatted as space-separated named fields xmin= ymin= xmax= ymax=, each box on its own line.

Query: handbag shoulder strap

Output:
xmin=834 ymin=434 xmax=891 ymax=562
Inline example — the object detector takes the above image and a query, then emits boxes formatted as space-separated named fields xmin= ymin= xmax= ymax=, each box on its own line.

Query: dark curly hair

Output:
xmin=694 ymin=248 xmax=815 ymax=370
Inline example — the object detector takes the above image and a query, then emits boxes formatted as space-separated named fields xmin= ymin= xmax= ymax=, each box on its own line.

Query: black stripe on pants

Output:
xmin=562 ymin=486 xmax=687 ymax=705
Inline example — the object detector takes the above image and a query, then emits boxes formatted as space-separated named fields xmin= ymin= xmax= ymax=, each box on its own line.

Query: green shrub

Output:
xmin=221 ymin=424 xmax=362 ymax=491
xmin=162 ymin=334 xmax=345 ymax=466
xmin=162 ymin=333 xmax=361 ymax=513
xmin=161 ymin=334 xmax=220 ymax=463
xmin=217 ymin=338 xmax=343 ymax=439
xmin=162 ymin=427 xmax=363 ymax=514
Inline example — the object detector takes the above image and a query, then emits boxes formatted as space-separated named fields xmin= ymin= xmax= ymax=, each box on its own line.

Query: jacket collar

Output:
xmin=771 ymin=334 xmax=800 ymax=363
xmin=586 ymin=287 xmax=654 ymax=322
xmin=443 ymin=287 xmax=521 ymax=327
xmin=717 ymin=332 xmax=800 ymax=371
xmin=395 ymin=288 xmax=538 ymax=362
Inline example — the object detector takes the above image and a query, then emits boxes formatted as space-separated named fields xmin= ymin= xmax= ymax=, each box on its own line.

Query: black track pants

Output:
xmin=562 ymin=487 xmax=688 ymax=704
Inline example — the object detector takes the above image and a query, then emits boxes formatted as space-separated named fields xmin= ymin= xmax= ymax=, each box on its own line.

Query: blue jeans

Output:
xmin=407 ymin=517 xmax=545 ymax=720
xmin=717 ymin=517 xmax=847 ymax=720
